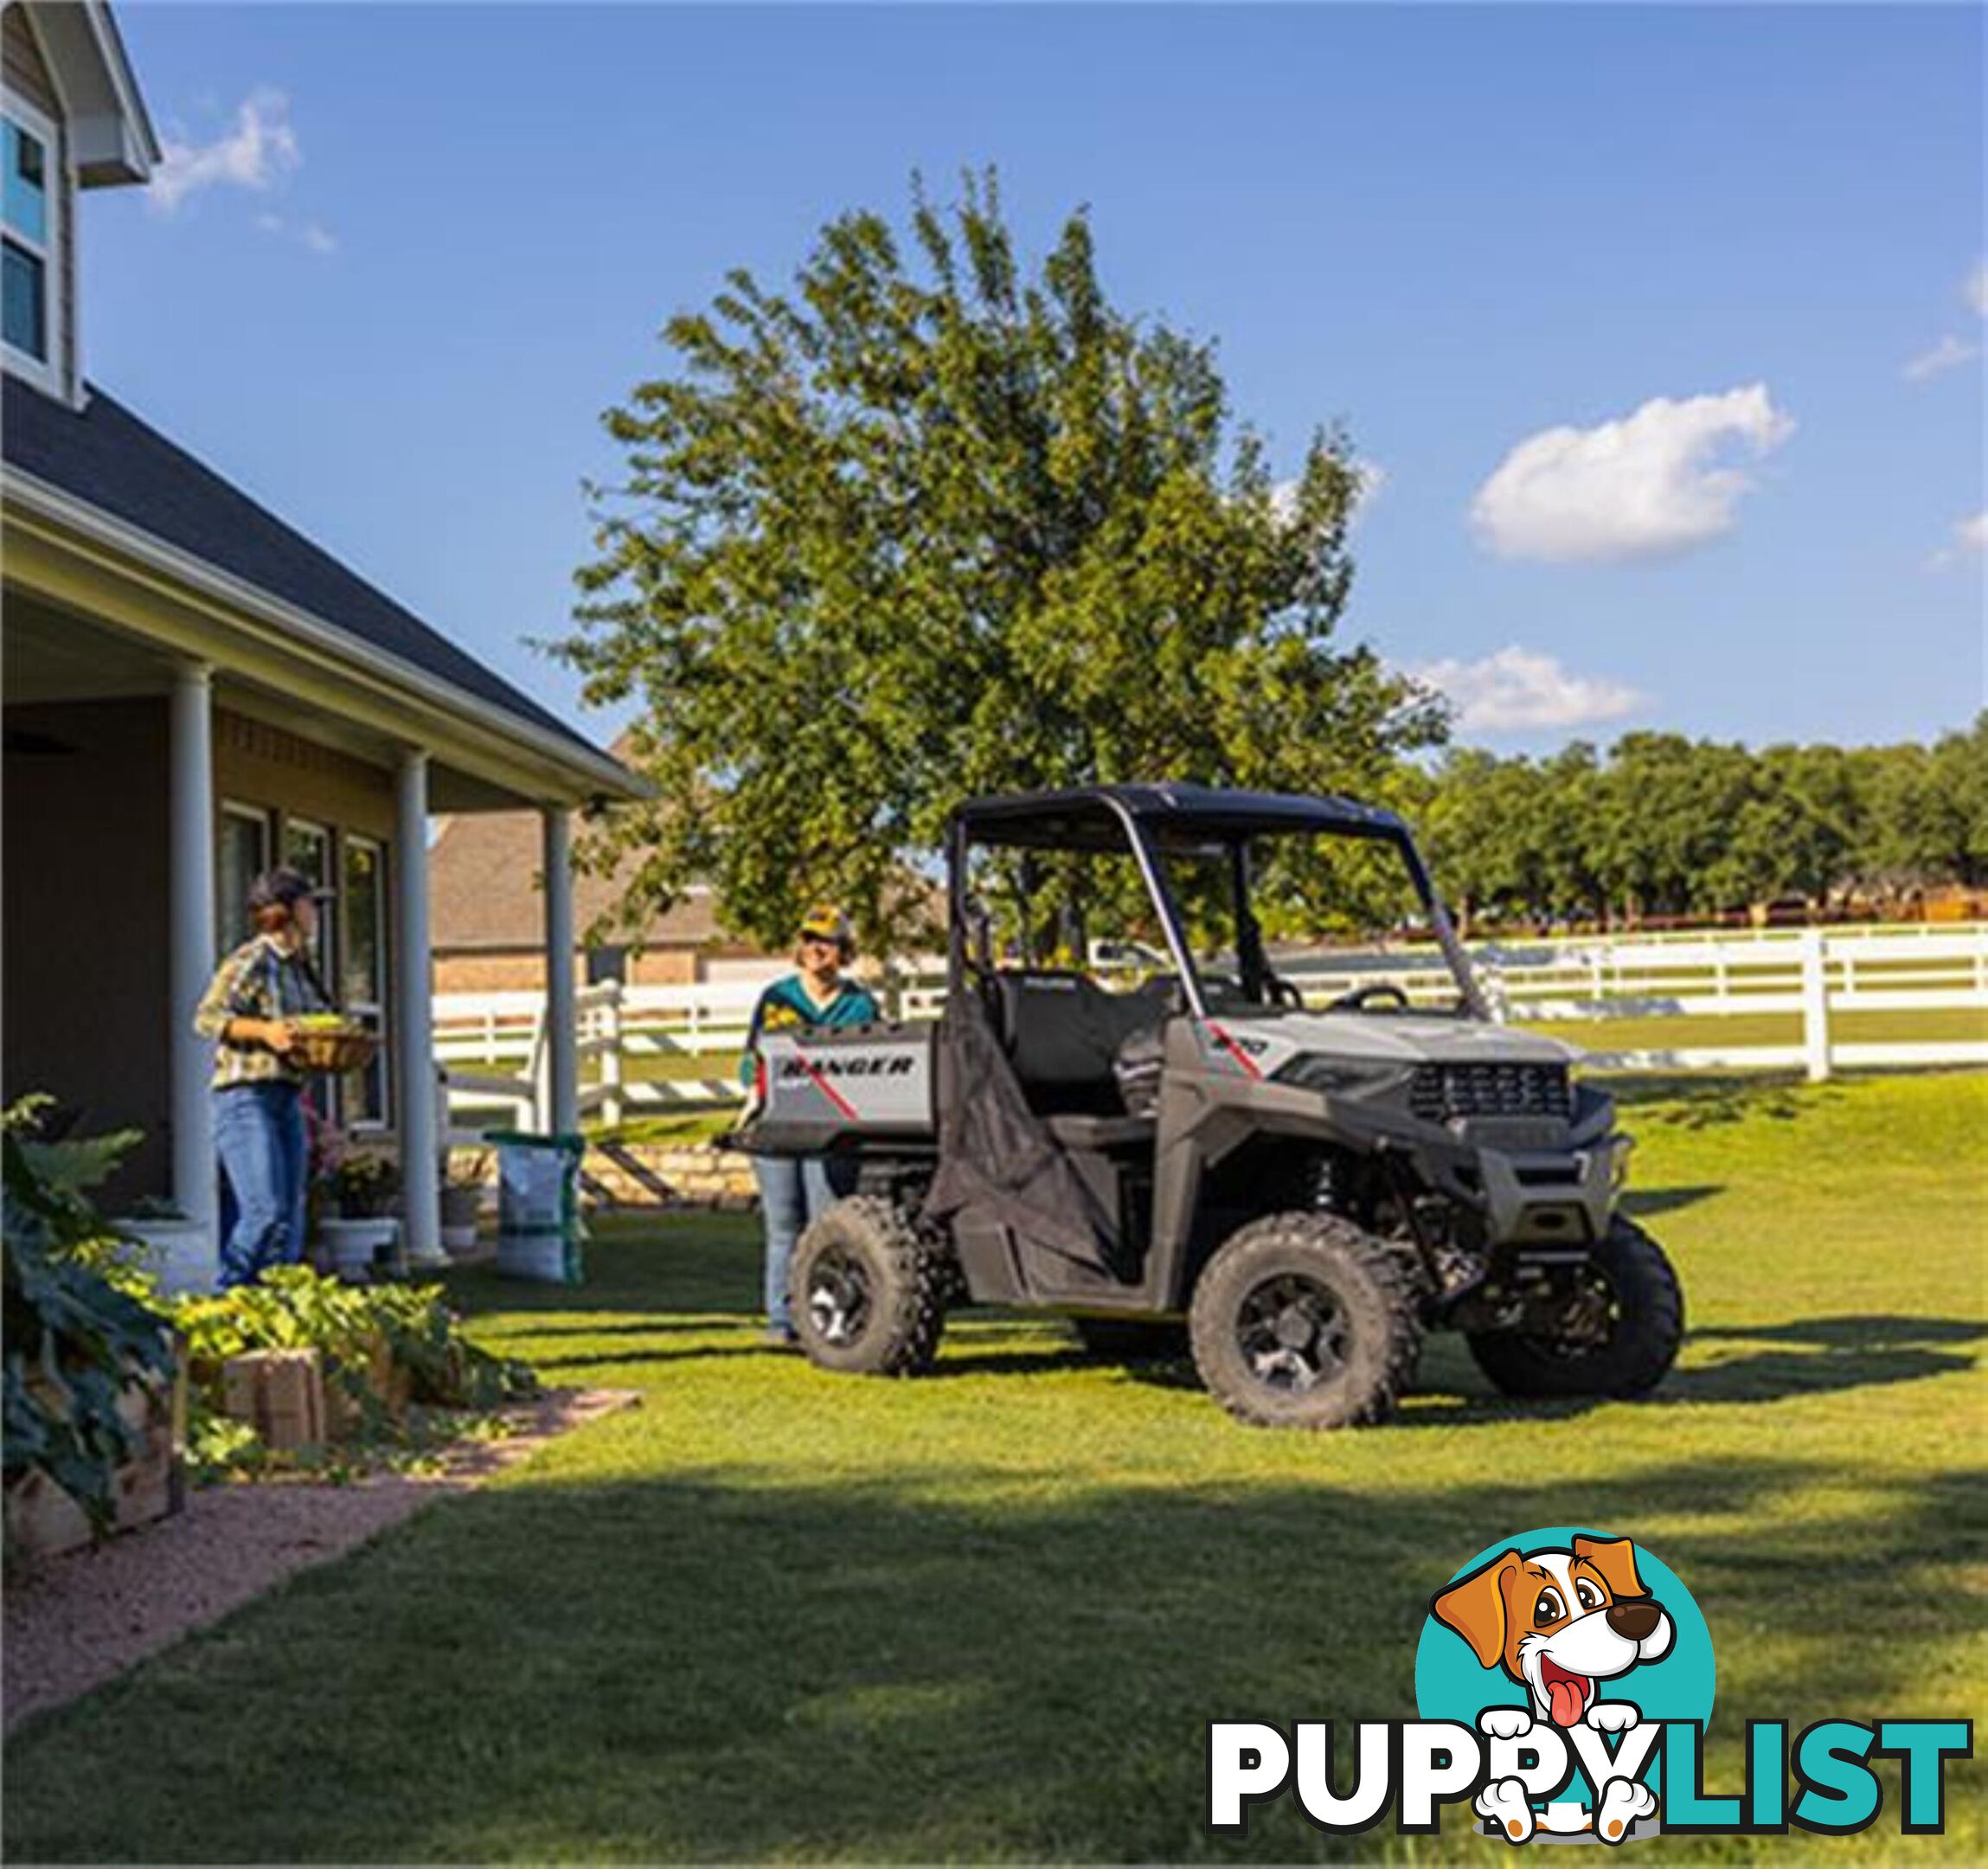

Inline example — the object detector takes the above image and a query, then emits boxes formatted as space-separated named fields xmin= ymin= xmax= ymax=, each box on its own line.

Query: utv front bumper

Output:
xmin=1465 ymin=1138 xmax=1626 ymax=1247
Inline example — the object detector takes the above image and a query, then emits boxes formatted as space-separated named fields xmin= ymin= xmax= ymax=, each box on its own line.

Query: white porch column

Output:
xmin=394 ymin=749 xmax=446 ymax=1268
xmin=542 ymin=806 xmax=580 ymax=1134
xmin=168 ymin=665 xmax=218 ymax=1236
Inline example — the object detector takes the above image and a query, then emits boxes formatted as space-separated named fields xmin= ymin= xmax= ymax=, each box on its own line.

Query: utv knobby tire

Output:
xmin=1465 ymin=1217 xmax=1683 ymax=1399
xmin=1189 ymin=1213 xmax=1422 ymax=1430
xmin=1068 ymin=1317 xmax=1190 ymax=1364
xmin=789 ymin=1196 xmax=947 ymax=1377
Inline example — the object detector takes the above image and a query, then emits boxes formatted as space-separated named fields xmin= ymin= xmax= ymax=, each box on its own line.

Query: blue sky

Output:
xmin=84 ymin=3 xmax=1985 ymax=757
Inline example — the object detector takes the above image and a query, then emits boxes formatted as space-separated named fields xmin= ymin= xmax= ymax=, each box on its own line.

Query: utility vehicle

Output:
xmin=735 ymin=785 xmax=1683 ymax=1429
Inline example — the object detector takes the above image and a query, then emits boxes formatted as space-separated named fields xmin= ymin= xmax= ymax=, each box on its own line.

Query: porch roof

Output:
xmin=2 ymin=376 xmax=641 ymax=806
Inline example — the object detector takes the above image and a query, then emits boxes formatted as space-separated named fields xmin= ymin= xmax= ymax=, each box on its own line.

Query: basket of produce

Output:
xmin=287 ymin=1014 xmax=379 ymax=1076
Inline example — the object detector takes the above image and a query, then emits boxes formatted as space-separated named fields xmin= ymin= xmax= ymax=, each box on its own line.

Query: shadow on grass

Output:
xmin=529 ymin=1344 xmax=786 ymax=1373
xmin=1607 ymin=1074 xmax=1833 ymax=1127
xmin=5 ymin=1456 xmax=1979 ymax=1864
xmin=1621 ymin=1184 xmax=1722 ymax=1217
xmin=1096 ymin=1309 xmax=1987 ymax=1420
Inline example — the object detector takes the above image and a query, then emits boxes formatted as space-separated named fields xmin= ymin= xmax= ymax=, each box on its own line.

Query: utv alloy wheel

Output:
xmin=806 ymin=1244 xmax=874 ymax=1347
xmin=1190 ymin=1212 xmax=1422 ymax=1429
xmin=1465 ymin=1216 xmax=1684 ymax=1399
xmin=788 ymin=1196 xmax=948 ymax=1377
xmin=1236 ymin=1273 xmax=1350 ymax=1391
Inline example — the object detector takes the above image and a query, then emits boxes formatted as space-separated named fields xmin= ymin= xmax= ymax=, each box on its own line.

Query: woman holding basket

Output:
xmin=193 ymin=865 xmax=339 ymax=1288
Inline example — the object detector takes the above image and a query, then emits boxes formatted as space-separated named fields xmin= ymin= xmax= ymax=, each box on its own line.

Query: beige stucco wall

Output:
xmin=2 ymin=697 xmax=404 ymax=1204
xmin=213 ymin=710 xmax=394 ymax=842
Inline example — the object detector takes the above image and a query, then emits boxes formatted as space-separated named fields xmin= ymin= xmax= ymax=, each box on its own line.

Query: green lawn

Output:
xmin=6 ymin=1074 xmax=1985 ymax=1861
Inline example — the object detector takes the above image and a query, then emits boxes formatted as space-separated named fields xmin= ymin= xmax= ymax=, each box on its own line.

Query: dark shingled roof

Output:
xmin=3 ymin=375 xmax=602 ymax=755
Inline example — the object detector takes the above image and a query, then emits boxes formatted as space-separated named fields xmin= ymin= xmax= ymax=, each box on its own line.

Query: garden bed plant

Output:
xmin=2 ymin=1106 xmax=176 ymax=1540
xmin=3 ymin=1095 xmax=540 ymax=1521
xmin=171 ymin=1268 xmax=539 ymax=1480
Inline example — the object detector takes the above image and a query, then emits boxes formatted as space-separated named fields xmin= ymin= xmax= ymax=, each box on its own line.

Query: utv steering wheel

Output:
xmin=1327 ymin=982 xmax=1412 ymax=1013
xmin=1266 ymin=973 xmax=1306 ymax=1011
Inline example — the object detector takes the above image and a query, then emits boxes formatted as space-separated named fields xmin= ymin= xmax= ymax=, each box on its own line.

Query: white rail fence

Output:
xmin=434 ymin=924 xmax=1988 ymax=1135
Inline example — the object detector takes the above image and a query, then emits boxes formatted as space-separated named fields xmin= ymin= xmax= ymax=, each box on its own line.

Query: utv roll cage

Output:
xmin=945 ymin=783 xmax=1491 ymax=1021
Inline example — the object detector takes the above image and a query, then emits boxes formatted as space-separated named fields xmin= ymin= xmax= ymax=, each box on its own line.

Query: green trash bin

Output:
xmin=486 ymin=1129 xmax=586 ymax=1285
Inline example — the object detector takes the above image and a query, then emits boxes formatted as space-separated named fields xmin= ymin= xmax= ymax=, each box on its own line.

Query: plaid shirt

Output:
xmin=194 ymin=935 xmax=334 ymax=1089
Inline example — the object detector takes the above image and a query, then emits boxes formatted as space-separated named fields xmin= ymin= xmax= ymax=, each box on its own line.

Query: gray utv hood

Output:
xmin=1246 ymin=1011 xmax=1582 ymax=1067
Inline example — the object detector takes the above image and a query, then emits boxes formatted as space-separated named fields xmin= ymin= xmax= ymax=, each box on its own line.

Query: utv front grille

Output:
xmin=1410 ymin=1062 xmax=1572 ymax=1124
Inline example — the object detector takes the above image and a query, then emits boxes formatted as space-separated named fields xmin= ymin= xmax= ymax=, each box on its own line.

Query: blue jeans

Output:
xmin=215 ymin=1082 xmax=309 ymax=1289
xmin=754 ymin=1153 xmax=856 ymax=1333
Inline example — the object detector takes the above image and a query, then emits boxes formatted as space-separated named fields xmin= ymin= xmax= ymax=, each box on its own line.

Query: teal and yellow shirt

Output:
xmin=739 ymin=974 xmax=881 ymax=1086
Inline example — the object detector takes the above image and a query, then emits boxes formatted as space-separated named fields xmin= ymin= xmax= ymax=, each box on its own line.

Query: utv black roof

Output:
xmin=953 ymin=783 xmax=1410 ymax=851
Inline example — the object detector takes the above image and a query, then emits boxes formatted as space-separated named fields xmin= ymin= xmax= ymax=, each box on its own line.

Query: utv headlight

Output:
xmin=1272 ymin=1055 xmax=1401 ymax=1094
xmin=1610 ymin=1134 xmax=1635 ymax=1191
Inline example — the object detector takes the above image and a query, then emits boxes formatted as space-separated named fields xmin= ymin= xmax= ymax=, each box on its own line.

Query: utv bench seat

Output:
xmin=991 ymin=970 xmax=1165 ymax=1108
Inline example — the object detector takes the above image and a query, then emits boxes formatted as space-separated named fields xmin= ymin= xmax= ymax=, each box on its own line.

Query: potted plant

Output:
xmin=439 ymin=1152 xmax=488 ymax=1256
xmin=119 ymin=1194 xmax=217 ymax=1299
xmin=318 ymin=1152 xmax=401 ymax=1283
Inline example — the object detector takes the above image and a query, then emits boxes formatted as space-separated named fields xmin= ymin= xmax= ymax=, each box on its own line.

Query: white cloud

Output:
xmin=1470 ymin=384 xmax=1794 ymax=564
xmin=1927 ymin=510 xmax=1988 ymax=571
xmin=150 ymin=90 xmax=300 ymax=213
xmin=1966 ymin=259 xmax=1988 ymax=319
xmin=1903 ymin=333 xmax=1980 ymax=382
xmin=1408 ymin=645 xmax=1645 ymax=734
xmin=253 ymin=208 xmax=338 ymax=258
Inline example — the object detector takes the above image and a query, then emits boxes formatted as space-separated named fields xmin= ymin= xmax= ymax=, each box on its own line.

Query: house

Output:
xmin=0 ymin=1 xmax=642 ymax=1262
xmin=428 ymin=775 xmax=776 ymax=995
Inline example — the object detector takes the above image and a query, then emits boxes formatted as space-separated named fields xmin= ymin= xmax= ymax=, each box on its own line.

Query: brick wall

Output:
xmin=433 ymin=946 xmax=705 ymax=995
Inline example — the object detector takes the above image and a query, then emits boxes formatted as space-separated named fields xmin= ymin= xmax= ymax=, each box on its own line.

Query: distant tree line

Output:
xmin=1409 ymin=716 xmax=1988 ymax=933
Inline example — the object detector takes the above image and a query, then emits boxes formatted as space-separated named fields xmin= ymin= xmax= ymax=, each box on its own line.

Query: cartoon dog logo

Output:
xmin=1433 ymin=1534 xmax=1674 ymax=1842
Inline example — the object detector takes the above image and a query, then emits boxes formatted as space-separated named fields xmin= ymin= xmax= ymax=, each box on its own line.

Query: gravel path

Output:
xmin=3 ymin=1389 xmax=638 ymax=1736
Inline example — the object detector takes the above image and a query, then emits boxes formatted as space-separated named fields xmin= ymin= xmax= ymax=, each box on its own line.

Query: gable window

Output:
xmin=2 ymin=93 xmax=60 ymax=395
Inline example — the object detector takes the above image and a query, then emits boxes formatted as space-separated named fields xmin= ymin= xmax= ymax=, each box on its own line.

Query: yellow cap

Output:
xmin=798 ymin=904 xmax=855 ymax=949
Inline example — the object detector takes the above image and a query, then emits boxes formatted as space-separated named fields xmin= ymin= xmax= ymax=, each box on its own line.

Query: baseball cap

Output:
xmin=247 ymin=866 xmax=332 ymax=911
xmin=798 ymin=904 xmax=855 ymax=949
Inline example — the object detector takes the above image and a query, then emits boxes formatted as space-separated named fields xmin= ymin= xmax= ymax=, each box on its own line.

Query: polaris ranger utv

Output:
xmin=735 ymin=785 xmax=1683 ymax=1429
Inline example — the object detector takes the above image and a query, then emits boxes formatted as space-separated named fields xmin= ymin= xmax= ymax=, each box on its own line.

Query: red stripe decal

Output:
xmin=798 ymin=1052 xmax=858 ymax=1118
xmin=1206 ymin=1023 xmax=1263 ymax=1080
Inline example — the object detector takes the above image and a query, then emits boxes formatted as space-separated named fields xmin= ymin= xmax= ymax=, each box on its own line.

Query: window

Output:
xmin=340 ymin=837 xmax=389 ymax=1127
xmin=2 ymin=97 xmax=59 ymax=393
xmin=216 ymin=804 xmax=272 ymax=955
xmin=282 ymin=818 xmax=334 ymax=973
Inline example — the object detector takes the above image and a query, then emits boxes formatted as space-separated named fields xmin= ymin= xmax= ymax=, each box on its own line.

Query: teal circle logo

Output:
xmin=1415 ymin=1527 xmax=1715 ymax=1825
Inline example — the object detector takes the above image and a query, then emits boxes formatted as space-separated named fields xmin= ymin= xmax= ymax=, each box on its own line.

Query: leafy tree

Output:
xmin=549 ymin=174 xmax=1442 ymax=957
xmin=1419 ymin=725 xmax=1988 ymax=929
xmin=1927 ymin=714 xmax=1988 ymax=886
